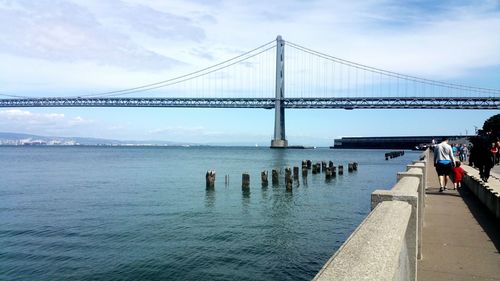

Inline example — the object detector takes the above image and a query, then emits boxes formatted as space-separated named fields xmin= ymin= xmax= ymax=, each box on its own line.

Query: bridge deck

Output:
xmin=0 ymin=97 xmax=499 ymax=109
xmin=418 ymin=160 xmax=500 ymax=280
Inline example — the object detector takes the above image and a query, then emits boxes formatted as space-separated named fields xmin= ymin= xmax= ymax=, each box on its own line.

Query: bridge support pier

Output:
xmin=271 ymin=35 xmax=288 ymax=148
xmin=271 ymin=100 xmax=287 ymax=147
xmin=271 ymin=138 xmax=288 ymax=148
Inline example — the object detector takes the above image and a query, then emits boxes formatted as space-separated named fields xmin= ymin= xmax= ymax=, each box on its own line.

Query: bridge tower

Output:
xmin=271 ymin=35 xmax=288 ymax=148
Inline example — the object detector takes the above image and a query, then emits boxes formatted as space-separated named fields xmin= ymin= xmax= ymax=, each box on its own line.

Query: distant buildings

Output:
xmin=0 ymin=138 xmax=79 ymax=146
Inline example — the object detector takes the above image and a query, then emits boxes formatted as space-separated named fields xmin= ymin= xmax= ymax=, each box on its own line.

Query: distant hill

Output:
xmin=0 ymin=132 xmax=193 ymax=146
xmin=0 ymin=132 xmax=34 ymax=140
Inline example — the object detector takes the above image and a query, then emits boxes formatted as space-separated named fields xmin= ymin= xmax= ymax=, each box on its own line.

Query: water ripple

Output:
xmin=0 ymin=146 xmax=417 ymax=280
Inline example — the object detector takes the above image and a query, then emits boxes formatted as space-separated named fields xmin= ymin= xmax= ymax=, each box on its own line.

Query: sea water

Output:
xmin=0 ymin=146 xmax=419 ymax=280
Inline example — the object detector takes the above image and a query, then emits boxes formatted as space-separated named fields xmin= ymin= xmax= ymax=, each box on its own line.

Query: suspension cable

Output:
xmin=0 ymin=93 xmax=30 ymax=98
xmin=0 ymin=40 xmax=276 ymax=99
xmin=286 ymin=40 xmax=500 ymax=95
xmin=93 ymin=45 xmax=276 ymax=97
xmin=81 ymin=40 xmax=276 ymax=98
xmin=2 ymin=38 xmax=500 ymax=99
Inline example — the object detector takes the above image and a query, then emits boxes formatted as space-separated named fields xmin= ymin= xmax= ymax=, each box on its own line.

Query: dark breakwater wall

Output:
xmin=331 ymin=135 xmax=471 ymax=149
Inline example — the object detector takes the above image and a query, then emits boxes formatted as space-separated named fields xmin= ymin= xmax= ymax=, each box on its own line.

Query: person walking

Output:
xmin=497 ymin=141 xmax=500 ymax=165
xmin=452 ymin=161 xmax=465 ymax=190
xmin=470 ymin=132 xmax=494 ymax=182
xmin=434 ymin=137 xmax=455 ymax=192
xmin=460 ymin=144 xmax=469 ymax=162
xmin=491 ymin=142 xmax=499 ymax=165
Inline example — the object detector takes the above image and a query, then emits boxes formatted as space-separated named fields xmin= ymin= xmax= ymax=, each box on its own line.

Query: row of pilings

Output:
xmin=205 ymin=160 xmax=358 ymax=190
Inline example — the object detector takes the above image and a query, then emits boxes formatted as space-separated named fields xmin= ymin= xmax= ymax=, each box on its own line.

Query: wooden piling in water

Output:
xmin=325 ymin=167 xmax=333 ymax=179
xmin=261 ymin=170 xmax=268 ymax=187
xmin=242 ymin=173 xmax=250 ymax=190
xmin=312 ymin=163 xmax=319 ymax=174
xmin=302 ymin=166 xmax=308 ymax=177
xmin=321 ymin=161 xmax=327 ymax=172
xmin=206 ymin=170 xmax=216 ymax=189
xmin=272 ymin=169 xmax=279 ymax=185
xmin=338 ymin=165 xmax=344 ymax=175
xmin=307 ymin=160 xmax=312 ymax=169
xmin=293 ymin=166 xmax=299 ymax=180
xmin=353 ymin=162 xmax=358 ymax=171
xmin=348 ymin=163 xmax=354 ymax=172
xmin=285 ymin=168 xmax=292 ymax=190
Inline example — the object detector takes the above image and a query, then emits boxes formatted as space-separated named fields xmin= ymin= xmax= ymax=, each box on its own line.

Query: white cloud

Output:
xmin=0 ymin=109 xmax=62 ymax=123
xmin=0 ymin=109 xmax=93 ymax=132
xmin=0 ymin=0 xmax=183 ymax=70
xmin=68 ymin=116 xmax=87 ymax=126
xmin=81 ymin=0 xmax=206 ymax=42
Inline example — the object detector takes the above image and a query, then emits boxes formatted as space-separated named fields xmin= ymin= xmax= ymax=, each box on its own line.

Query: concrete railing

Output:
xmin=461 ymin=165 xmax=500 ymax=219
xmin=314 ymin=150 xmax=429 ymax=281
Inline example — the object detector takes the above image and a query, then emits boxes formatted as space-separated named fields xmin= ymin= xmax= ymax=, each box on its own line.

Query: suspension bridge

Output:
xmin=1 ymin=36 xmax=499 ymax=147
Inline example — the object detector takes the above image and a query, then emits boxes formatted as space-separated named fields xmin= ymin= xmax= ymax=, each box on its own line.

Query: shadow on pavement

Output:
xmin=425 ymin=187 xmax=463 ymax=197
xmin=458 ymin=186 xmax=500 ymax=252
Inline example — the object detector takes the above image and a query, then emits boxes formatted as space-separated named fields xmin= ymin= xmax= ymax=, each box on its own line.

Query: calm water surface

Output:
xmin=0 ymin=146 xmax=420 ymax=280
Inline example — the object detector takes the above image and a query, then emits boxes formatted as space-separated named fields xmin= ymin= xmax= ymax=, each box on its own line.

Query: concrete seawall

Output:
xmin=313 ymin=201 xmax=412 ymax=281
xmin=314 ymin=151 xmax=500 ymax=281
xmin=461 ymin=165 xmax=500 ymax=219
xmin=314 ymin=151 xmax=428 ymax=281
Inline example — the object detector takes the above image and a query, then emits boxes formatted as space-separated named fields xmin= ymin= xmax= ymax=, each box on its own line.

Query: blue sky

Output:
xmin=0 ymin=0 xmax=499 ymax=146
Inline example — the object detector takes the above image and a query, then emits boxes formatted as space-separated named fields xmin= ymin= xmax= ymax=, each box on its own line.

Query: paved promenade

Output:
xmin=417 ymin=161 xmax=500 ymax=280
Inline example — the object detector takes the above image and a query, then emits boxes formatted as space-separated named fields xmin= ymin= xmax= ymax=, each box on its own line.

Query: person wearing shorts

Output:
xmin=434 ymin=137 xmax=455 ymax=192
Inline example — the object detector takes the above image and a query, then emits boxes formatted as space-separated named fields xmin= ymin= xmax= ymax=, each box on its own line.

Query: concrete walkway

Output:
xmin=492 ymin=164 xmax=500 ymax=177
xmin=417 ymin=160 xmax=500 ymax=280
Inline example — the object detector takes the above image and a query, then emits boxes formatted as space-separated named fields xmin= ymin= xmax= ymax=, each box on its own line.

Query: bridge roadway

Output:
xmin=418 ymin=160 xmax=500 ymax=280
xmin=0 ymin=96 xmax=499 ymax=109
